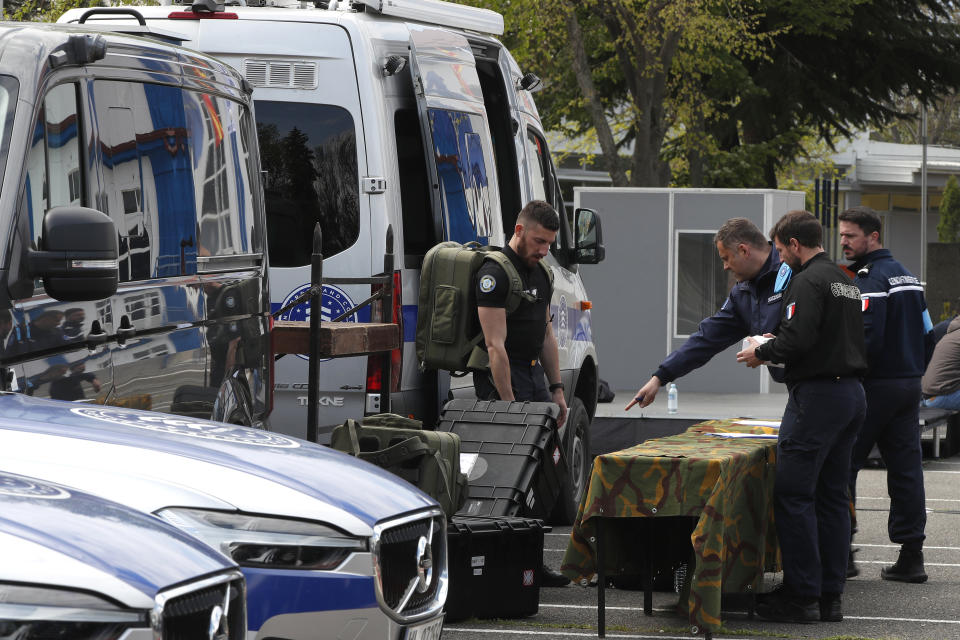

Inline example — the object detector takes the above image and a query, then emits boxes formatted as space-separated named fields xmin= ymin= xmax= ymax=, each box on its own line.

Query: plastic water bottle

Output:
xmin=667 ymin=383 xmax=678 ymax=414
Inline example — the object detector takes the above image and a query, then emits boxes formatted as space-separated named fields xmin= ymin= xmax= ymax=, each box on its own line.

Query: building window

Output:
xmin=675 ymin=231 xmax=732 ymax=337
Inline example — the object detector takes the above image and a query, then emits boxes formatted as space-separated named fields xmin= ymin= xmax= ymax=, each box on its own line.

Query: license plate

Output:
xmin=404 ymin=615 xmax=444 ymax=640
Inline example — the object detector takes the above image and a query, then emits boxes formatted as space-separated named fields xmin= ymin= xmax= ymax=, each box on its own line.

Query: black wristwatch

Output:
xmin=549 ymin=382 xmax=564 ymax=392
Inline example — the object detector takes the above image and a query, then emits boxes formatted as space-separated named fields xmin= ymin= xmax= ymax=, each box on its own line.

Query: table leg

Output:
xmin=597 ymin=517 xmax=605 ymax=638
xmin=642 ymin=533 xmax=652 ymax=616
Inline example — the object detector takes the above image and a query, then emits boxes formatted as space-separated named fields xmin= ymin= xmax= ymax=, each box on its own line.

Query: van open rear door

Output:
xmin=407 ymin=25 xmax=503 ymax=246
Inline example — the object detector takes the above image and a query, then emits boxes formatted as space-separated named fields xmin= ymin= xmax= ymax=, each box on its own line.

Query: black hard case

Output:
xmin=444 ymin=515 xmax=546 ymax=621
xmin=437 ymin=399 xmax=566 ymax=519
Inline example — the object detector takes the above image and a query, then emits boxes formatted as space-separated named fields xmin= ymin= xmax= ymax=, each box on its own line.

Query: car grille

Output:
xmin=155 ymin=571 xmax=245 ymax=640
xmin=373 ymin=509 xmax=446 ymax=622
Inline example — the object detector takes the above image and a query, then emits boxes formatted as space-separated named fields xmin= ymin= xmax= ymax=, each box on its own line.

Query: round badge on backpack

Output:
xmin=479 ymin=275 xmax=496 ymax=293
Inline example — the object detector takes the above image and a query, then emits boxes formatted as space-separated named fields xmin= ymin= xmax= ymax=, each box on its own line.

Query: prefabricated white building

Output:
xmin=575 ymin=188 xmax=806 ymax=394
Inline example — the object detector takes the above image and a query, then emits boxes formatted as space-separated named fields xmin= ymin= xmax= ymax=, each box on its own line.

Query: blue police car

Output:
xmin=0 ymin=470 xmax=245 ymax=639
xmin=0 ymin=393 xmax=446 ymax=640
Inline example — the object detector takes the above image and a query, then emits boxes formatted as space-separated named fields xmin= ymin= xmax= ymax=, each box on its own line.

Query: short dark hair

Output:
xmin=770 ymin=210 xmax=822 ymax=249
xmin=714 ymin=218 xmax=768 ymax=250
xmin=838 ymin=205 xmax=882 ymax=241
xmin=517 ymin=200 xmax=560 ymax=232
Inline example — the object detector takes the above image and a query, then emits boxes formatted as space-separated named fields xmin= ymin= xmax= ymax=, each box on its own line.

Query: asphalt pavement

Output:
xmin=442 ymin=392 xmax=960 ymax=640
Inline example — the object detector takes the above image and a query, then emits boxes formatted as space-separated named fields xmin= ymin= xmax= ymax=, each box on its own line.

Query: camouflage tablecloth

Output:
xmin=560 ymin=419 xmax=781 ymax=633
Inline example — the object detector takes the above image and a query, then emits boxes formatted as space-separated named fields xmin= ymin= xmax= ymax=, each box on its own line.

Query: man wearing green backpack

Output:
xmin=473 ymin=200 xmax=568 ymax=429
xmin=473 ymin=200 xmax=571 ymax=588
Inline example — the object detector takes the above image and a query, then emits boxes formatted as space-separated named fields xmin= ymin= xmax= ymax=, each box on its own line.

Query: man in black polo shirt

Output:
xmin=474 ymin=200 xmax=568 ymax=427
xmin=737 ymin=210 xmax=867 ymax=623
xmin=474 ymin=200 xmax=569 ymax=588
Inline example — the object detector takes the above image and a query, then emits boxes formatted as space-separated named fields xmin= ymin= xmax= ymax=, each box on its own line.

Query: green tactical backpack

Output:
xmin=329 ymin=413 xmax=468 ymax=518
xmin=415 ymin=241 xmax=553 ymax=374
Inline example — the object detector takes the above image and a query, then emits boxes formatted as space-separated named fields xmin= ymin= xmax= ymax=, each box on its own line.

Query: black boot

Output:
xmin=881 ymin=548 xmax=927 ymax=583
xmin=819 ymin=592 xmax=842 ymax=622
xmin=755 ymin=584 xmax=818 ymax=624
xmin=540 ymin=564 xmax=570 ymax=588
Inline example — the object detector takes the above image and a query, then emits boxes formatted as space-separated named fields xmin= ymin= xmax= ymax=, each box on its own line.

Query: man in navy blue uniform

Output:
xmin=839 ymin=206 xmax=934 ymax=583
xmin=626 ymin=217 xmax=791 ymax=410
xmin=738 ymin=210 xmax=867 ymax=624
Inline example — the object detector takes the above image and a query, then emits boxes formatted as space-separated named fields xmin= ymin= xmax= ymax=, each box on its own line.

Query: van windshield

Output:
xmin=254 ymin=100 xmax=360 ymax=267
xmin=0 ymin=76 xmax=19 ymax=200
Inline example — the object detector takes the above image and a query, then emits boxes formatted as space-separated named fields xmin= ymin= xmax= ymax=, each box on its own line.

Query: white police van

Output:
xmin=62 ymin=0 xmax=606 ymax=523
xmin=0 ymin=470 xmax=245 ymax=640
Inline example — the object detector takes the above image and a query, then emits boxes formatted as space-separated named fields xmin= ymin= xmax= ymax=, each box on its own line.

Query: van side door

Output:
xmin=408 ymin=25 xmax=503 ymax=245
xmin=12 ymin=80 xmax=115 ymax=403
xmin=522 ymin=124 xmax=584 ymax=366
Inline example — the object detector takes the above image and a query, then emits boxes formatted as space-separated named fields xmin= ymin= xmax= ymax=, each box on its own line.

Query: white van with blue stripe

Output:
xmin=62 ymin=0 xmax=606 ymax=524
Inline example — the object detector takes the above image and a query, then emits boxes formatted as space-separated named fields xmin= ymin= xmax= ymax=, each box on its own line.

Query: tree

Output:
xmin=938 ymin=175 xmax=960 ymax=243
xmin=709 ymin=0 xmax=960 ymax=187
xmin=465 ymin=0 xmax=960 ymax=189
xmin=461 ymin=0 xmax=773 ymax=187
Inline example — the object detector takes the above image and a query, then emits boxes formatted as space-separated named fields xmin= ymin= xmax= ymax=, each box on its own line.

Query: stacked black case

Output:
xmin=437 ymin=399 xmax=566 ymax=519
xmin=444 ymin=515 xmax=546 ymax=621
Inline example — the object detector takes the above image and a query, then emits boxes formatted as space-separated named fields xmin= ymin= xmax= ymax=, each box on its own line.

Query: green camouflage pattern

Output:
xmin=560 ymin=420 xmax=781 ymax=633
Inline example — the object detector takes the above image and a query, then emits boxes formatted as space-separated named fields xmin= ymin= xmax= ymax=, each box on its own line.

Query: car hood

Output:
xmin=0 ymin=394 xmax=436 ymax=536
xmin=0 ymin=471 xmax=234 ymax=609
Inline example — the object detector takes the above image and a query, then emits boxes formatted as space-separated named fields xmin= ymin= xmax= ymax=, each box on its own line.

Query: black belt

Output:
xmin=509 ymin=356 xmax=539 ymax=367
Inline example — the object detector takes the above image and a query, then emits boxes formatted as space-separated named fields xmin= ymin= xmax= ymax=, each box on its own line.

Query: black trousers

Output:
xmin=776 ymin=378 xmax=865 ymax=597
xmin=849 ymin=377 xmax=926 ymax=547
xmin=473 ymin=358 xmax=550 ymax=402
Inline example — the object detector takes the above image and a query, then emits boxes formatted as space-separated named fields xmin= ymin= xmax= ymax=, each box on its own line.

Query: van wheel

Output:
xmin=551 ymin=397 xmax=590 ymax=525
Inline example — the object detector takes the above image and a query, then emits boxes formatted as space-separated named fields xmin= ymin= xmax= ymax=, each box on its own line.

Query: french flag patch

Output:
xmin=862 ymin=298 xmax=870 ymax=312
xmin=785 ymin=302 xmax=796 ymax=320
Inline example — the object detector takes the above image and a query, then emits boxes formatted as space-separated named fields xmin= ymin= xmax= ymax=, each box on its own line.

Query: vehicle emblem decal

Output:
xmin=415 ymin=535 xmax=433 ymax=594
xmin=70 ymin=407 xmax=301 ymax=448
xmin=275 ymin=283 xmax=359 ymax=361
xmin=0 ymin=474 xmax=70 ymax=500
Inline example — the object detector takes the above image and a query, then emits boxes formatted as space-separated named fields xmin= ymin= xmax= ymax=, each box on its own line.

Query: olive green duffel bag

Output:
xmin=330 ymin=414 xmax=468 ymax=518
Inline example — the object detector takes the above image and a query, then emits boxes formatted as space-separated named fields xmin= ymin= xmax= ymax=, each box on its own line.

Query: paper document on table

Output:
xmin=733 ymin=420 xmax=781 ymax=428
xmin=742 ymin=335 xmax=784 ymax=368
xmin=704 ymin=432 xmax=778 ymax=439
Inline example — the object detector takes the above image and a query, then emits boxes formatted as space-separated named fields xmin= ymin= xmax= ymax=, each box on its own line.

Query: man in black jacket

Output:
xmin=738 ymin=210 xmax=867 ymax=624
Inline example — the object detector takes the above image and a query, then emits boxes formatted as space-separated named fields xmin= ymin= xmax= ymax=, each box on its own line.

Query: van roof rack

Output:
xmin=74 ymin=8 xmax=190 ymax=44
xmin=352 ymin=0 xmax=503 ymax=35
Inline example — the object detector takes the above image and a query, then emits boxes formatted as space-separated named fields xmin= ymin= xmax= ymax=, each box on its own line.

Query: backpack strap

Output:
xmin=483 ymin=251 xmax=536 ymax=315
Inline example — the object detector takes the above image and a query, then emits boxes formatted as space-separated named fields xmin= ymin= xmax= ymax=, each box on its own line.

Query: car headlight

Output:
xmin=156 ymin=508 xmax=366 ymax=571
xmin=0 ymin=583 xmax=147 ymax=640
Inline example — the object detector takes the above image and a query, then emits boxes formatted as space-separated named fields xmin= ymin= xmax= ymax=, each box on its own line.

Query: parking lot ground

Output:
xmin=443 ymin=410 xmax=960 ymax=640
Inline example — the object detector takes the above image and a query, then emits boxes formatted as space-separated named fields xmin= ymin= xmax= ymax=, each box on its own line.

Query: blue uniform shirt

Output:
xmin=655 ymin=245 xmax=791 ymax=384
xmin=851 ymin=248 xmax=934 ymax=379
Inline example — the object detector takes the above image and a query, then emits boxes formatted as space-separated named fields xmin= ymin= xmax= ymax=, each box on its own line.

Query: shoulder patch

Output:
xmin=774 ymin=262 xmax=792 ymax=293
xmin=479 ymin=274 xmax=496 ymax=293
xmin=785 ymin=302 xmax=796 ymax=320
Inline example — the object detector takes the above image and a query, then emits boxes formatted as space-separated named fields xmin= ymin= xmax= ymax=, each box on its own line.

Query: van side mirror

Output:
xmin=27 ymin=206 xmax=119 ymax=301
xmin=573 ymin=207 xmax=605 ymax=264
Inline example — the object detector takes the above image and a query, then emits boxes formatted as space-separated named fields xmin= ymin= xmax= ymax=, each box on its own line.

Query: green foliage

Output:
xmin=938 ymin=175 xmax=960 ymax=243
xmin=463 ymin=0 xmax=960 ymax=190
xmin=4 ymin=0 xmax=157 ymax=23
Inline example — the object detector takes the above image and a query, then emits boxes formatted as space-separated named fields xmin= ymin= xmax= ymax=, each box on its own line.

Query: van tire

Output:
xmin=551 ymin=396 xmax=590 ymax=525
